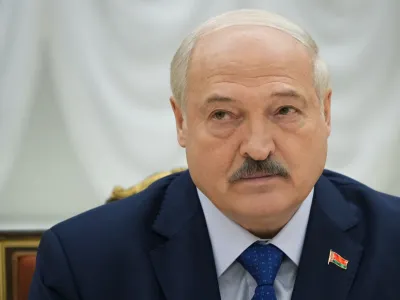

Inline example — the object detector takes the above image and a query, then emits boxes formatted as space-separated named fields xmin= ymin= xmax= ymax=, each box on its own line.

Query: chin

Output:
xmin=235 ymin=192 xmax=293 ymax=217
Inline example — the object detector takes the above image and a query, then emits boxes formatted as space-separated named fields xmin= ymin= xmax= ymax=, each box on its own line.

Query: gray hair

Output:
xmin=170 ymin=9 xmax=330 ymax=108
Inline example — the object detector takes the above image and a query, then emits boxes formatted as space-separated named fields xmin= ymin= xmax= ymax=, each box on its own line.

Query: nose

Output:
xmin=239 ymin=119 xmax=275 ymax=161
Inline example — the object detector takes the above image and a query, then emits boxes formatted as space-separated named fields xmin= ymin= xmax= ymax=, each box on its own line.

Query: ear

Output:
xmin=170 ymin=97 xmax=187 ymax=148
xmin=323 ymin=89 xmax=332 ymax=136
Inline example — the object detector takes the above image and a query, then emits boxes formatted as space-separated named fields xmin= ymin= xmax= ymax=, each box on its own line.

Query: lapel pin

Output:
xmin=328 ymin=249 xmax=349 ymax=270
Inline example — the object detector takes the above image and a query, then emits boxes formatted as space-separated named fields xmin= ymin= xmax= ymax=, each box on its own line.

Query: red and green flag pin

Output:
xmin=328 ymin=250 xmax=349 ymax=270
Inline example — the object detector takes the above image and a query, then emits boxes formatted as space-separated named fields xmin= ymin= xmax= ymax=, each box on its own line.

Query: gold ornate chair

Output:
xmin=106 ymin=167 xmax=187 ymax=203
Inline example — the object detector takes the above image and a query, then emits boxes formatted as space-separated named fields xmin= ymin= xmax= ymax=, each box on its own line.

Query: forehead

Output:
xmin=187 ymin=26 xmax=314 ymax=98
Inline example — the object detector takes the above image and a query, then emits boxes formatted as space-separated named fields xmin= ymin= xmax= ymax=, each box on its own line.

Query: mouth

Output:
xmin=239 ymin=173 xmax=279 ymax=180
xmin=232 ymin=174 xmax=281 ymax=189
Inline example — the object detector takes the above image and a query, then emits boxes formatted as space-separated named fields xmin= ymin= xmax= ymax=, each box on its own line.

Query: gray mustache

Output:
xmin=229 ymin=157 xmax=289 ymax=182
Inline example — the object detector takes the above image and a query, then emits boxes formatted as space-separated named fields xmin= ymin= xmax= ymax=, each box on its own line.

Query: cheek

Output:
xmin=185 ymin=135 xmax=237 ymax=197
xmin=277 ymin=122 xmax=322 ymax=166
xmin=188 ymin=118 xmax=239 ymax=152
xmin=278 ymin=123 xmax=328 ymax=185
xmin=186 ymin=125 xmax=240 ymax=173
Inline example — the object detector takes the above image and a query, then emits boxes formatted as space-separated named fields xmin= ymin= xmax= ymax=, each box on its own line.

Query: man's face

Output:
xmin=171 ymin=26 xmax=331 ymax=234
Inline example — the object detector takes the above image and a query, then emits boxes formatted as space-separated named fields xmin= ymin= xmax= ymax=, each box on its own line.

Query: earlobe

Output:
xmin=170 ymin=97 xmax=187 ymax=148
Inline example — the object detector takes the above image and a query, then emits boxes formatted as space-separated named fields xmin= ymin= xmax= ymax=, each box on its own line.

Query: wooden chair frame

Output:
xmin=0 ymin=233 xmax=41 ymax=300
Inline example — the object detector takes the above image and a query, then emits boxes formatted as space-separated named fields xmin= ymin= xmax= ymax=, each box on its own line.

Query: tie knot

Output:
xmin=238 ymin=243 xmax=283 ymax=287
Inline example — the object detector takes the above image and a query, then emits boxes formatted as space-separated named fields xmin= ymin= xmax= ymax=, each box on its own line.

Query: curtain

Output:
xmin=1 ymin=0 xmax=399 ymax=229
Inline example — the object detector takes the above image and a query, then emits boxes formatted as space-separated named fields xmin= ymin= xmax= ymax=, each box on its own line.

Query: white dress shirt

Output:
xmin=197 ymin=188 xmax=314 ymax=300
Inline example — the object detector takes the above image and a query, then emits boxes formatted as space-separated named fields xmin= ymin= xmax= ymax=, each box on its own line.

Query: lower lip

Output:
xmin=238 ymin=175 xmax=280 ymax=184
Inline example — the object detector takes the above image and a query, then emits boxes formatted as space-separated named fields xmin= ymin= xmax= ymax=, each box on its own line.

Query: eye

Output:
xmin=277 ymin=106 xmax=297 ymax=115
xmin=211 ymin=110 xmax=231 ymax=120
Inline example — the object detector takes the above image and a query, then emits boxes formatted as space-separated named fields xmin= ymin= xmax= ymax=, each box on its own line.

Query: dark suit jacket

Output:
xmin=29 ymin=169 xmax=400 ymax=300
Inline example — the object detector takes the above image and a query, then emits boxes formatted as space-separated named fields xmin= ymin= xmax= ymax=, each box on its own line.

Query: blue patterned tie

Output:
xmin=238 ymin=243 xmax=284 ymax=300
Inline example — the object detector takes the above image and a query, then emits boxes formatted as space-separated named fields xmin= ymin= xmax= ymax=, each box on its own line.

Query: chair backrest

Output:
xmin=107 ymin=167 xmax=187 ymax=203
xmin=0 ymin=232 xmax=41 ymax=300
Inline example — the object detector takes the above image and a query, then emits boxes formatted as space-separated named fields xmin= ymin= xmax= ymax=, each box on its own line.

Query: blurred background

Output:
xmin=1 ymin=0 xmax=399 ymax=231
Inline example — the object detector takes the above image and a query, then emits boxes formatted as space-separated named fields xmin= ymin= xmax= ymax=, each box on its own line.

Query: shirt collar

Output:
xmin=198 ymin=188 xmax=314 ymax=277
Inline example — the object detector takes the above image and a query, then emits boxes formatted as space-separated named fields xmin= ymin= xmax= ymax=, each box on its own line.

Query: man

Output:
xmin=29 ymin=9 xmax=400 ymax=300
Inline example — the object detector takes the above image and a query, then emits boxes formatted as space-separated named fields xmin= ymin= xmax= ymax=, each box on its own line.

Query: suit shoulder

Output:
xmin=323 ymin=169 xmax=399 ymax=199
xmin=50 ymin=172 xmax=181 ymax=248
xmin=323 ymin=169 xmax=400 ymax=221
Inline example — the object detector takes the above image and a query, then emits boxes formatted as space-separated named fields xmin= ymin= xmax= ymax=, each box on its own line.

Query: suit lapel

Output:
xmin=150 ymin=171 xmax=221 ymax=300
xmin=291 ymin=174 xmax=363 ymax=300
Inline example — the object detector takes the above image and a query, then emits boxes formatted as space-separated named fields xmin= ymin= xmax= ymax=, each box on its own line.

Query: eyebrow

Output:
xmin=270 ymin=89 xmax=303 ymax=99
xmin=204 ymin=95 xmax=237 ymax=105
xmin=202 ymin=89 xmax=307 ymax=108
xmin=270 ymin=89 xmax=307 ymax=106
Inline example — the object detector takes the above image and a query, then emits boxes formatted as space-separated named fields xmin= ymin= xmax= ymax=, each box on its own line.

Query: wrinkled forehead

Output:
xmin=187 ymin=26 xmax=315 ymax=94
